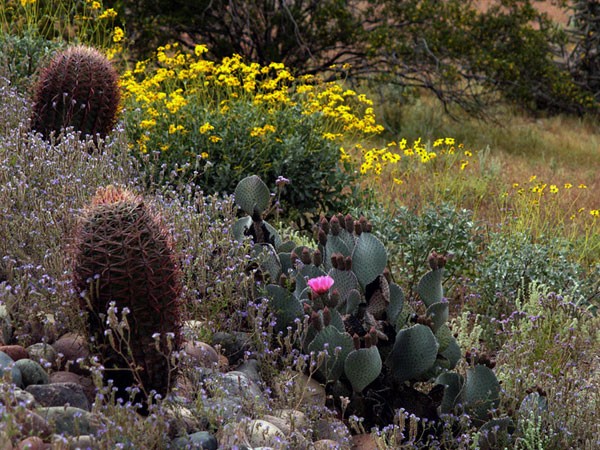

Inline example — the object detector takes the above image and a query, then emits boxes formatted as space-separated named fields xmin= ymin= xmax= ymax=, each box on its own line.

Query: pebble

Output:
xmin=0 ymin=344 xmax=29 ymax=361
xmin=36 ymin=406 xmax=97 ymax=436
xmin=15 ymin=359 xmax=49 ymax=387
xmin=51 ymin=333 xmax=88 ymax=375
xmin=183 ymin=341 xmax=220 ymax=368
xmin=246 ymin=419 xmax=285 ymax=447
xmin=0 ymin=350 xmax=23 ymax=387
xmin=16 ymin=436 xmax=47 ymax=450
xmin=26 ymin=343 xmax=58 ymax=369
xmin=26 ymin=382 xmax=90 ymax=411
xmin=171 ymin=430 xmax=218 ymax=449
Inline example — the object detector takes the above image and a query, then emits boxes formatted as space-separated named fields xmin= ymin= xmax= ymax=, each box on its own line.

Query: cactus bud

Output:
xmin=369 ymin=327 xmax=379 ymax=347
xmin=303 ymin=302 xmax=313 ymax=314
xmin=310 ymin=310 xmax=323 ymax=331
xmin=322 ymin=307 xmax=332 ymax=327
xmin=313 ymin=249 xmax=323 ymax=267
xmin=353 ymin=334 xmax=361 ymax=350
xmin=330 ymin=215 xmax=340 ymax=236
xmin=353 ymin=220 xmax=362 ymax=236
xmin=326 ymin=289 xmax=340 ymax=309
xmin=359 ymin=215 xmax=368 ymax=232
xmin=279 ymin=273 xmax=288 ymax=287
xmin=331 ymin=254 xmax=338 ymax=269
xmin=318 ymin=229 xmax=327 ymax=246
xmin=337 ymin=254 xmax=346 ymax=270
xmin=301 ymin=247 xmax=312 ymax=265
xmin=365 ymin=222 xmax=372 ymax=233
xmin=320 ymin=215 xmax=330 ymax=235
xmin=344 ymin=256 xmax=352 ymax=271
xmin=364 ymin=333 xmax=373 ymax=348
xmin=344 ymin=213 xmax=354 ymax=232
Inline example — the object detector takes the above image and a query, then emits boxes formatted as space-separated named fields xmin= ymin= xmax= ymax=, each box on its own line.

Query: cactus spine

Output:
xmin=73 ymin=186 xmax=182 ymax=412
xmin=31 ymin=45 xmax=121 ymax=142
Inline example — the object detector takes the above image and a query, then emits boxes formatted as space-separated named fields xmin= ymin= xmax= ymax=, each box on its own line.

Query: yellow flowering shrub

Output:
xmin=121 ymin=43 xmax=379 ymax=220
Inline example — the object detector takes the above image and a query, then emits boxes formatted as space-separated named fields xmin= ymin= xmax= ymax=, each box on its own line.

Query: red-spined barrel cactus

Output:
xmin=31 ymin=45 xmax=120 ymax=142
xmin=72 ymin=185 xmax=182 ymax=411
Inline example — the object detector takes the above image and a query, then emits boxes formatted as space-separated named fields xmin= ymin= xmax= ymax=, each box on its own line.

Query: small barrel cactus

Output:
xmin=31 ymin=45 xmax=121 ymax=142
xmin=72 ymin=185 xmax=182 ymax=412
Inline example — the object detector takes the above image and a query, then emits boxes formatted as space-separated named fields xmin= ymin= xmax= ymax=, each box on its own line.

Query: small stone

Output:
xmin=16 ymin=436 xmax=46 ymax=450
xmin=11 ymin=387 xmax=37 ymax=407
xmin=26 ymin=343 xmax=58 ymax=370
xmin=219 ymin=371 xmax=263 ymax=399
xmin=36 ymin=406 xmax=97 ymax=436
xmin=15 ymin=410 xmax=52 ymax=440
xmin=183 ymin=341 xmax=220 ymax=368
xmin=211 ymin=331 xmax=250 ymax=364
xmin=51 ymin=333 xmax=88 ymax=374
xmin=49 ymin=371 xmax=96 ymax=405
xmin=247 ymin=419 xmax=285 ymax=447
xmin=172 ymin=430 xmax=218 ymax=450
xmin=236 ymin=359 xmax=261 ymax=383
xmin=314 ymin=419 xmax=351 ymax=445
xmin=56 ymin=434 xmax=95 ymax=450
xmin=0 ymin=351 xmax=23 ymax=387
xmin=272 ymin=409 xmax=309 ymax=433
xmin=0 ymin=345 xmax=29 ymax=361
xmin=314 ymin=439 xmax=344 ymax=450
xmin=351 ymin=434 xmax=378 ymax=450
xmin=15 ymin=359 xmax=49 ymax=387
xmin=273 ymin=372 xmax=325 ymax=408
xmin=26 ymin=382 xmax=90 ymax=411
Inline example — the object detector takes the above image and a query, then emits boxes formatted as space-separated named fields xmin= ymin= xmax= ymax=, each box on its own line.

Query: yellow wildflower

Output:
xmin=578 ymin=184 xmax=587 ymax=189
xmin=200 ymin=152 xmax=209 ymax=159
xmin=112 ymin=26 xmax=124 ymax=43
xmin=199 ymin=122 xmax=214 ymax=134
xmin=98 ymin=8 xmax=117 ymax=19
xmin=91 ymin=1 xmax=101 ymax=9
xmin=549 ymin=185 xmax=559 ymax=194
xmin=209 ymin=136 xmax=221 ymax=143
xmin=445 ymin=137 xmax=455 ymax=145
xmin=590 ymin=209 xmax=599 ymax=218
xmin=564 ymin=183 xmax=573 ymax=189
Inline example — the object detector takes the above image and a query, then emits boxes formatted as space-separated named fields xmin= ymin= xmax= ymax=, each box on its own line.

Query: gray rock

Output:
xmin=236 ymin=359 xmax=261 ymax=383
xmin=210 ymin=331 xmax=250 ymax=364
xmin=172 ymin=430 xmax=218 ymax=449
xmin=26 ymin=382 xmax=90 ymax=410
xmin=246 ymin=419 xmax=285 ymax=447
xmin=219 ymin=371 xmax=263 ymax=399
xmin=14 ymin=359 xmax=49 ymax=387
xmin=36 ymin=406 xmax=97 ymax=436
xmin=27 ymin=343 xmax=58 ymax=369
xmin=0 ymin=350 xmax=22 ymax=387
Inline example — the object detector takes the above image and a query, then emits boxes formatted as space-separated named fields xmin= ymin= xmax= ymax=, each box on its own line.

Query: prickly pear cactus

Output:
xmin=31 ymin=45 xmax=121 ymax=142
xmin=72 ymin=185 xmax=182 ymax=411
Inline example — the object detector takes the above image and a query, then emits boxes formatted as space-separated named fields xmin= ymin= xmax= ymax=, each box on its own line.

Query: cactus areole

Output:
xmin=72 ymin=186 xmax=182 ymax=411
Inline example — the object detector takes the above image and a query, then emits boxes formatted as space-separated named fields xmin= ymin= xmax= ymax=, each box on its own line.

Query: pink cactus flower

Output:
xmin=307 ymin=275 xmax=334 ymax=296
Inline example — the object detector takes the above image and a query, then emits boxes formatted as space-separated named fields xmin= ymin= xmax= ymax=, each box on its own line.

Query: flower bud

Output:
xmin=344 ymin=256 xmax=352 ymax=271
xmin=322 ymin=306 xmax=332 ymax=327
xmin=344 ymin=213 xmax=354 ymax=233
xmin=318 ymin=229 xmax=328 ymax=246
xmin=354 ymin=220 xmax=362 ymax=236
xmin=330 ymin=215 xmax=341 ymax=236
xmin=310 ymin=310 xmax=322 ymax=331
xmin=326 ymin=289 xmax=340 ymax=309
xmin=301 ymin=247 xmax=312 ymax=265
xmin=320 ymin=215 xmax=330 ymax=235
xmin=313 ymin=249 xmax=323 ymax=267
xmin=352 ymin=334 xmax=361 ymax=350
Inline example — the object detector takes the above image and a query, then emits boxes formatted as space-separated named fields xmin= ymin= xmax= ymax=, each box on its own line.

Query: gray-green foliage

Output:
xmin=233 ymin=175 xmax=502 ymax=428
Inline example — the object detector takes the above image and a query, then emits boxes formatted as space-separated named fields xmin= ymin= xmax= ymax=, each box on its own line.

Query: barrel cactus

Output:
xmin=72 ymin=185 xmax=182 ymax=412
xmin=31 ymin=45 xmax=121 ymax=142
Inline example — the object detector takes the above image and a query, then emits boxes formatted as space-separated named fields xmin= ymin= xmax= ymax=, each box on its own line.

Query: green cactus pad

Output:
xmin=439 ymin=335 xmax=461 ymax=370
xmin=518 ymin=392 xmax=548 ymax=423
xmin=307 ymin=325 xmax=354 ymax=382
xmin=344 ymin=346 xmax=382 ymax=392
xmin=266 ymin=284 xmax=304 ymax=334
xmin=299 ymin=264 xmax=327 ymax=281
xmin=328 ymin=268 xmax=359 ymax=304
xmin=351 ymin=233 xmax=387 ymax=289
xmin=232 ymin=216 xmax=253 ymax=242
xmin=253 ymin=244 xmax=282 ymax=282
xmin=416 ymin=269 xmax=444 ymax=307
xmin=325 ymin=235 xmax=352 ymax=262
xmin=435 ymin=323 xmax=453 ymax=353
xmin=386 ymin=324 xmax=439 ymax=383
xmin=478 ymin=417 xmax=516 ymax=450
xmin=464 ymin=365 xmax=501 ymax=424
xmin=345 ymin=289 xmax=363 ymax=315
xmin=426 ymin=301 xmax=449 ymax=332
xmin=234 ymin=175 xmax=271 ymax=215
xmin=395 ymin=302 xmax=416 ymax=330
xmin=278 ymin=241 xmax=296 ymax=252
xmin=436 ymin=372 xmax=464 ymax=414
xmin=386 ymin=283 xmax=404 ymax=326
xmin=278 ymin=252 xmax=293 ymax=276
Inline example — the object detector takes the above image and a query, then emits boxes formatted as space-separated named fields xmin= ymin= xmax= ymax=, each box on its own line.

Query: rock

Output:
xmin=219 ymin=371 xmax=263 ymax=399
xmin=16 ymin=436 xmax=47 ymax=450
xmin=183 ymin=341 xmax=220 ymax=368
xmin=202 ymin=397 xmax=245 ymax=424
xmin=26 ymin=343 xmax=58 ymax=370
xmin=15 ymin=359 xmax=49 ymax=387
xmin=211 ymin=331 xmax=250 ymax=364
xmin=0 ymin=430 xmax=13 ymax=449
xmin=273 ymin=372 xmax=325 ymax=408
xmin=236 ymin=359 xmax=261 ymax=383
xmin=172 ymin=430 xmax=218 ymax=449
xmin=51 ymin=333 xmax=88 ymax=374
xmin=36 ymin=406 xmax=97 ymax=436
xmin=0 ymin=350 xmax=23 ymax=387
xmin=246 ymin=419 xmax=285 ymax=447
xmin=314 ymin=419 xmax=351 ymax=445
xmin=271 ymin=409 xmax=309 ymax=433
xmin=314 ymin=439 xmax=345 ymax=450
xmin=11 ymin=387 xmax=37 ymax=407
xmin=351 ymin=434 xmax=377 ymax=450
xmin=15 ymin=409 xmax=52 ymax=440
xmin=26 ymin=382 xmax=90 ymax=411
xmin=0 ymin=345 xmax=29 ymax=361
xmin=53 ymin=434 xmax=96 ymax=449
xmin=48 ymin=371 xmax=95 ymax=405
